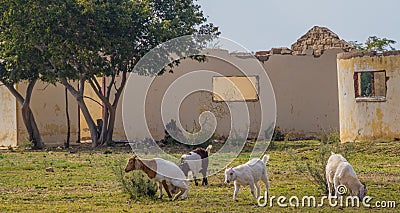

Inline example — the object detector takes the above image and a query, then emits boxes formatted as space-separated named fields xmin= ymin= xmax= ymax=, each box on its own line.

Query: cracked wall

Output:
xmin=338 ymin=51 xmax=400 ymax=142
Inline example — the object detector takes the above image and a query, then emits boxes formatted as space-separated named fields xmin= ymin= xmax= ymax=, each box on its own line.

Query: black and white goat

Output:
xmin=179 ymin=145 xmax=212 ymax=186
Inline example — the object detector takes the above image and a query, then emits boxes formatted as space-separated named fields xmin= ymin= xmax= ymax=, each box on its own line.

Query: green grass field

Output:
xmin=0 ymin=140 xmax=399 ymax=212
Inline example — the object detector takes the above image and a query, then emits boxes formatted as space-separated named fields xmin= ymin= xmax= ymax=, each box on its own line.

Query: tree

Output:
xmin=3 ymin=0 xmax=218 ymax=147
xmin=350 ymin=36 xmax=397 ymax=52
xmin=349 ymin=36 xmax=397 ymax=98
xmin=0 ymin=0 xmax=55 ymax=149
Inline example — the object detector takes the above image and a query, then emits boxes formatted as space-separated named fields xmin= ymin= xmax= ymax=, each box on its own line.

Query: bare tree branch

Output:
xmin=83 ymin=95 xmax=103 ymax=107
xmin=88 ymin=78 xmax=112 ymax=109
xmin=37 ymin=83 xmax=51 ymax=91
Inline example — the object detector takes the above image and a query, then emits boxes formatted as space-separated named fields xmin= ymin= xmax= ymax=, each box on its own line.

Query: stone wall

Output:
xmin=291 ymin=26 xmax=353 ymax=56
xmin=256 ymin=26 xmax=353 ymax=59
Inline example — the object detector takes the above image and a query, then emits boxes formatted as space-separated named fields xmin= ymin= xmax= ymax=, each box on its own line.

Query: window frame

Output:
xmin=212 ymin=76 xmax=260 ymax=102
xmin=353 ymin=70 xmax=388 ymax=102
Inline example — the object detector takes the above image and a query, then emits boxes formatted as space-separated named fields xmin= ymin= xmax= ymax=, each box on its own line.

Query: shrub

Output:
xmin=273 ymin=127 xmax=286 ymax=141
xmin=112 ymin=158 xmax=157 ymax=200
xmin=161 ymin=119 xmax=213 ymax=149
xmin=319 ymin=129 xmax=340 ymax=144
xmin=265 ymin=126 xmax=287 ymax=151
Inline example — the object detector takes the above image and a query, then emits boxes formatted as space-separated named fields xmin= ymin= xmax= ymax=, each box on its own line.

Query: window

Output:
xmin=212 ymin=76 xmax=259 ymax=102
xmin=354 ymin=70 xmax=387 ymax=101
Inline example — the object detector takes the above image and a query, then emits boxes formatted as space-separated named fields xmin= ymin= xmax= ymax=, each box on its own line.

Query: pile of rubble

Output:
xmin=256 ymin=26 xmax=354 ymax=60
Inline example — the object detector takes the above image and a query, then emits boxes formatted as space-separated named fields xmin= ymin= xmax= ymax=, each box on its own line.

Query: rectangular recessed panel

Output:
xmin=213 ymin=76 xmax=259 ymax=102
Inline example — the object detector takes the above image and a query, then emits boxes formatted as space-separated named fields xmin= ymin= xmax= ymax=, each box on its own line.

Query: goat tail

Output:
xmin=262 ymin=154 xmax=270 ymax=163
xmin=206 ymin=145 xmax=213 ymax=153
xmin=331 ymin=151 xmax=335 ymax=155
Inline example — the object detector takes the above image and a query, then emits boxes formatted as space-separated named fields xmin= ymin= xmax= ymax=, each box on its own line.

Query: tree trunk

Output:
xmin=60 ymin=77 xmax=99 ymax=147
xmin=79 ymin=100 xmax=99 ymax=148
xmin=105 ymin=106 xmax=116 ymax=145
xmin=5 ymin=80 xmax=44 ymax=149
xmin=23 ymin=107 xmax=44 ymax=149
xmin=88 ymin=71 xmax=127 ymax=146
xmin=65 ymin=87 xmax=70 ymax=148
xmin=99 ymin=105 xmax=109 ymax=144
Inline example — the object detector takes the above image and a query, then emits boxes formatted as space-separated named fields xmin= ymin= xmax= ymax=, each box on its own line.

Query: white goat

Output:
xmin=326 ymin=152 xmax=367 ymax=200
xmin=125 ymin=155 xmax=189 ymax=201
xmin=179 ymin=145 xmax=212 ymax=186
xmin=224 ymin=154 xmax=270 ymax=200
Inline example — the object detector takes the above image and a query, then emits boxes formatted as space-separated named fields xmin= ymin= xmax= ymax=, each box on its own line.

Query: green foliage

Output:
xmin=266 ymin=127 xmax=286 ymax=151
xmin=350 ymin=36 xmax=396 ymax=52
xmin=161 ymin=119 xmax=212 ymax=149
xmin=0 ymin=0 xmax=57 ymax=86
xmin=112 ymin=158 xmax=157 ymax=200
xmin=20 ymin=140 xmax=35 ymax=150
xmin=360 ymin=72 xmax=373 ymax=97
xmin=272 ymin=127 xmax=286 ymax=142
xmin=0 ymin=141 xmax=399 ymax=211
xmin=1 ymin=0 xmax=219 ymax=147
xmin=319 ymin=129 xmax=340 ymax=144
xmin=0 ymin=0 xmax=219 ymax=81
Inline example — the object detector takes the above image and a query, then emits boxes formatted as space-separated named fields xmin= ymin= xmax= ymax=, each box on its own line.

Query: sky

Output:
xmin=197 ymin=0 xmax=400 ymax=52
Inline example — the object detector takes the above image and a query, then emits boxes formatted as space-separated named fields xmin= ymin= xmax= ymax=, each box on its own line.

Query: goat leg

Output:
xmin=202 ymin=177 xmax=208 ymax=186
xmin=161 ymin=180 xmax=173 ymax=201
xmin=157 ymin=182 xmax=163 ymax=199
xmin=233 ymin=183 xmax=240 ymax=200
xmin=250 ymin=182 xmax=256 ymax=198
xmin=201 ymin=168 xmax=208 ymax=185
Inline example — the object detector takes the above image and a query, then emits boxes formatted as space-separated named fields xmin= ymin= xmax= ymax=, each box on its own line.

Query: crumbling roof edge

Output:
xmin=337 ymin=50 xmax=400 ymax=60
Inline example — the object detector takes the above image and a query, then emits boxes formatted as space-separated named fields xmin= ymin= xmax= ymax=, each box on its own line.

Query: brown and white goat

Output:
xmin=125 ymin=155 xmax=189 ymax=201
xmin=179 ymin=145 xmax=212 ymax=186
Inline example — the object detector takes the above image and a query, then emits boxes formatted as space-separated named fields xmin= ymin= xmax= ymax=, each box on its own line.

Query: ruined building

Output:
xmin=337 ymin=51 xmax=400 ymax=142
xmin=3 ymin=26 xmax=397 ymax=147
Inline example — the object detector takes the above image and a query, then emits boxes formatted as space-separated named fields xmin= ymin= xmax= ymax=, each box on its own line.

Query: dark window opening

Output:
xmin=354 ymin=70 xmax=387 ymax=101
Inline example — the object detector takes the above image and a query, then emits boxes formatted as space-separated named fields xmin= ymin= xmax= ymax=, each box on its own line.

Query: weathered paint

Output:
xmin=262 ymin=49 xmax=342 ymax=137
xmin=120 ymin=49 xmax=341 ymax=141
xmin=212 ymin=76 xmax=259 ymax=101
xmin=16 ymin=82 xmax=79 ymax=146
xmin=122 ymin=49 xmax=276 ymax=141
xmin=0 ymin=47 xmax=344 ymax=146
xmin=337 ymin=51 xmax=400 ymax=142
xmin=0 ymin=86 xmax=17 ymax=147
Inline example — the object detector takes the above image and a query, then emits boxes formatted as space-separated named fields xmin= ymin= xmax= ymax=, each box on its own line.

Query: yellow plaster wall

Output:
xmin=16 ymin=82 xmax=79 ymax=146
xmin=0 ymin=86 xmax=17 ymax=147
xmin=337 ymin=52 xmax=400 ymax=142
